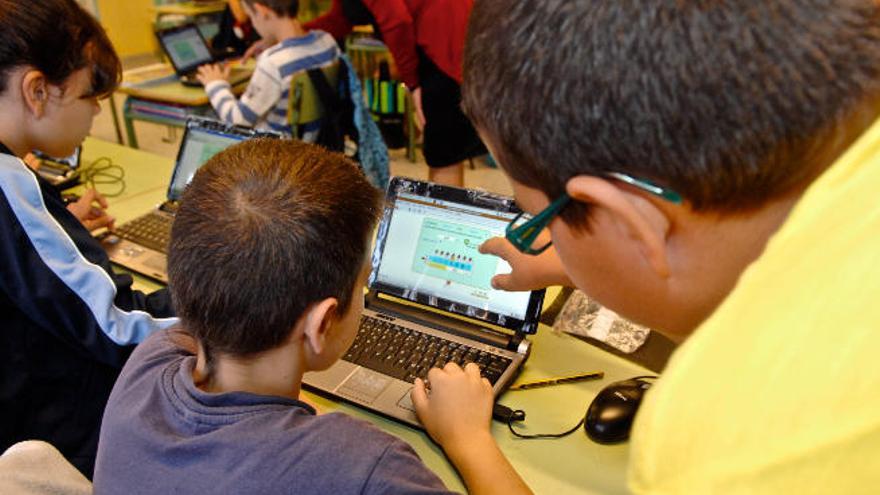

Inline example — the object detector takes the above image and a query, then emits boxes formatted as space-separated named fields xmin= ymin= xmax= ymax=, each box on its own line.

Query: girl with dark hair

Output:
xmin=0 ymin=0 xmax=177 ymax=478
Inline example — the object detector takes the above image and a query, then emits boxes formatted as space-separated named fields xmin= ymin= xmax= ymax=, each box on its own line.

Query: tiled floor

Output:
xmin=89 ymin=95 xmax=513 ymax=196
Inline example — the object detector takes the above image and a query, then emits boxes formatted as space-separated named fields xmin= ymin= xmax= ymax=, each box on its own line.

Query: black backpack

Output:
xmin=306 ymin=63 xmax=359 ymax=157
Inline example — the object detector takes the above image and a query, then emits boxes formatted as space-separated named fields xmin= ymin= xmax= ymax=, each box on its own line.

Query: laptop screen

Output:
xmin=370 ymin=178 xmax=545 ymax=333
xmin=157 ymin=24 xmax=213 ymax=73
xmin=167 ymin=118 xmax=282 ymax=201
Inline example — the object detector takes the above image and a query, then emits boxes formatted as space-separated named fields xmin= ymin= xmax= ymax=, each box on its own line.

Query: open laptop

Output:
xmin=156 ymin=23 xmax=252 ymax=87
xmin=303 ymin=177 xmax=546 ymax=427
xmin=98 ymin=117 xmax=281 ymax=282
xmin=33 ymin=146 xmax=81 ymax=190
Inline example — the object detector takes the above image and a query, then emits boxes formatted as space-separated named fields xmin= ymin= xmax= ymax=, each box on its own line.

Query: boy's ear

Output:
xmin=250 ymin=2 xmax=275 ymax=20
xmin=565 ymin=175 xmax=673 ymax=278
xmin=20 ymin=70 xmax=49 ymax=118
xmin=300 ymin=297 xmax=339 ymax=359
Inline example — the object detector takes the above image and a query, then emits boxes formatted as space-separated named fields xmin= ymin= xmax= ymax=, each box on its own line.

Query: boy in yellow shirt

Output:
xmin=412 ymin=1 xmax=880 ymax=494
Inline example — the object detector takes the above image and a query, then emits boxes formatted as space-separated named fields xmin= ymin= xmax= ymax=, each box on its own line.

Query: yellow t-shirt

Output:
xmin=628 ymin=120 xmax=880 ymax=495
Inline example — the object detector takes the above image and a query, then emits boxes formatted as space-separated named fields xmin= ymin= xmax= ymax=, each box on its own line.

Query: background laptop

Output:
xmin=304 ymin=177 xmax=546 ymax=427
xmin=99 ymin=117 xmax=281 ymax=281
xmin=155 ymin=23 xmax=252 ymax=87
xmin=33 ymin=147 xmax=81 ymax=190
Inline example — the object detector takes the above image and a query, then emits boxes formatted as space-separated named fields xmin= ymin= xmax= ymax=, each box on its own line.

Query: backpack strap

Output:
xmin=306 ymin=66 xmax=341 ymax=115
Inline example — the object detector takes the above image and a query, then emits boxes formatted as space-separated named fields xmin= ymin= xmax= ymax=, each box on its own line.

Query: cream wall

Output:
xmin=96 ymin=0 xmax=157 ymax=59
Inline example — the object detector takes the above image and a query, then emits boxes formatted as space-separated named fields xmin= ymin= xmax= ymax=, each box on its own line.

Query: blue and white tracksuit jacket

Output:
xmin=0 ymin=143 xmax=177 ymax=478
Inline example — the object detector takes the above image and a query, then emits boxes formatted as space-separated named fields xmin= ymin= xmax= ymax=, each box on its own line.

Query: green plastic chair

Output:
xmin=288 ymin=61 xmax=341 ymax=137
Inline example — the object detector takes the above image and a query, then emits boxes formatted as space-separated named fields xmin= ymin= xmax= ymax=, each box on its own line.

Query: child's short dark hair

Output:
xmin=0 ymin=0 xmax=120 ymax=98
xmin=244 ymin=0 xmax=299 ymax=18
xmin=463 ymin=0 xmax=880 ymax=224
xmin=168 ymin=139 xmax=381 ymax=358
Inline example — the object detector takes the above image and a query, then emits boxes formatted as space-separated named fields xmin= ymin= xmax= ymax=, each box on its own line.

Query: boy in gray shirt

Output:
xmin=93 ymin=140 xmax=480 ymax=493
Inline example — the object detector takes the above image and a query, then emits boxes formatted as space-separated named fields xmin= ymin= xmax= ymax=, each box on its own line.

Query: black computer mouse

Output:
xmin=584 ymin=377 xmax=655 ymax=444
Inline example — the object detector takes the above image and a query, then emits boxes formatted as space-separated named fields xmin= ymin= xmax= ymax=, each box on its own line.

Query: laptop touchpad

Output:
xmin=397 ymin=388 xmax=415 ymax=412
xmin=143 ymin=255 xmax=167 ymax=272
xmin=338 ymin=368 xmax=392 ymax=404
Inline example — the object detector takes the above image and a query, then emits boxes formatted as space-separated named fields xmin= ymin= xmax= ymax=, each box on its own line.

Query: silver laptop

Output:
xmin=303 ymin=177 xmax=546 ymax=427
xmin=99 ymin=117 xmax=281 ymax=282
xmin=156 ymin=23 xmax=252 ymax=87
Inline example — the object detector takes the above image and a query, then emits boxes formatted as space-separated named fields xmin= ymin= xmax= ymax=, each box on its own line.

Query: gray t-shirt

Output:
xmin=93 ymin=330 xmax=455 ymax=494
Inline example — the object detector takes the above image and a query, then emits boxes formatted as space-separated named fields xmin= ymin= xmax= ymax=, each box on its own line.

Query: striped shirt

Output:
xmin=205 ymin=31 xmax=340 ymax=135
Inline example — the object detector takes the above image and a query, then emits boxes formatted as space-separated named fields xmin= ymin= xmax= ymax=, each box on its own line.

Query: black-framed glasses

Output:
xmin=505 ymin=172 xmax=683 ymax=255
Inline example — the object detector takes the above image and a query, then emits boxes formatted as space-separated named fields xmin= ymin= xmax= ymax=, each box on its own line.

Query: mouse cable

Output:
xmin=507 ymin=414 xmax=584 ymax=439
xmin=79 ymin=156 xmax=126 ymax=198
xmin=498 ymin=402 xmax=584 ymax=440
xmin=501 ymin=374 xmax=660 ymax=440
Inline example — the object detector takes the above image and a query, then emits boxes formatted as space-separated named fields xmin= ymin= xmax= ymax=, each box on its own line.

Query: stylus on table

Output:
xmin=508 ymin=371 xmax=604 ymax=391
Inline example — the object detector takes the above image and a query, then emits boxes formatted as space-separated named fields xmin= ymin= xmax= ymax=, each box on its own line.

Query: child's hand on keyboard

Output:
xmin=66 ymin=188 xmax=114 ymax=232
xmin=412 ymin=362 xmax=493 ymax=449
xmin=196 ymin=63 xmax=230 ymax=86
xmin=412 ymin=363 xmax=533 ymax=494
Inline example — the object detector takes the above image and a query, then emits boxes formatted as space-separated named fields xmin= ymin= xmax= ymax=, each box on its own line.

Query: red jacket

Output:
xmin=304 ymin=0 xmax=472 ymax=89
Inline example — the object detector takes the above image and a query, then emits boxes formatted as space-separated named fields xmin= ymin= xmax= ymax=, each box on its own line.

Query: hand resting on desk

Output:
xmin=67 ymin=188 xmax=114 ymax=232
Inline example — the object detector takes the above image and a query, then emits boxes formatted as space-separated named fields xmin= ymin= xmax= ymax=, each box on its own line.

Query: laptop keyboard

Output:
xmin=344 ymin=315 xmax=512 ymax=385
xmin=115 ymin=212 xmax=173 ymax=253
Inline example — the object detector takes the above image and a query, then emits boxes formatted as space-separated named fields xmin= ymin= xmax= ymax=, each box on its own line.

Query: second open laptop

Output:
xmin=303 ymin=177 xmax=546 ymax=427
xmin=33 ymin=146 xmax=81 ymax=190
xmin=155 ymin=23 xmax=252 ymax=87
xmin=99 ymin=117 xmax=281 ymax=282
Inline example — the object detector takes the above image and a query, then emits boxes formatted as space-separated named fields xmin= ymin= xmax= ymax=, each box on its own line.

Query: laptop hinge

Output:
xmin=507 ymin=332 xmax=529 ymax=353
xmin=366 ymin=291 xmax=527 ymax=353
xmin=159 ymin=201 xmax=179 ymax=214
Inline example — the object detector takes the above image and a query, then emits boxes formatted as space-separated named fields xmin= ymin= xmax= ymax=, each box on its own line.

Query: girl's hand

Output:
xmin=67 ymin=188 xmax=114 ymax=232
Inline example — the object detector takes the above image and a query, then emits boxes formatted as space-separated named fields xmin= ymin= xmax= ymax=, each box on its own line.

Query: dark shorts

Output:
xmin=419 ymin=52 xmax=487 ymax=168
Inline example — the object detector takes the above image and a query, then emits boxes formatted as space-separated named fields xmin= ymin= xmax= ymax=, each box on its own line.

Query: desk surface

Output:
xmin=82 ymin=137 xmax=646 ymax=494
xmin=151 ymin=1 xmax=227 ymax=16
xmin=118 ymin=63 xmax=249 ymax=106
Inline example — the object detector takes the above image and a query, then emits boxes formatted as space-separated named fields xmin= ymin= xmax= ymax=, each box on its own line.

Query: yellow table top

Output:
xmin=82 ymin=137 xmax=646 ymax=494
xmin=151 ymin=1 xmax=227 ymax=16
xmin=81 ymin=137 xmax=174 ymax=209
xmin=118 ymin=63 xmax=250 ymax=106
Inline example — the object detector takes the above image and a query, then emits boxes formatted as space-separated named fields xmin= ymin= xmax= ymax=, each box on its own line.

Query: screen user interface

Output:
xmin=168 ymin=128 xmax=244 ymax=200
xmin=372 ymin=192 xmax=533 ymax=325
xmin=161 ymin=27 xmax=212 ymax=70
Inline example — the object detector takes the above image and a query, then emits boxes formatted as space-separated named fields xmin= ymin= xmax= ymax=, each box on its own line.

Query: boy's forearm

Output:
xmin=444 ymin=432 xmax=532 ymax=495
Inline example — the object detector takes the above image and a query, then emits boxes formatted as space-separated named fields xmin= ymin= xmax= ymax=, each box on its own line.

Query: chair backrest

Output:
xmin=288 ymin=61 xmax=341 ymax=135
